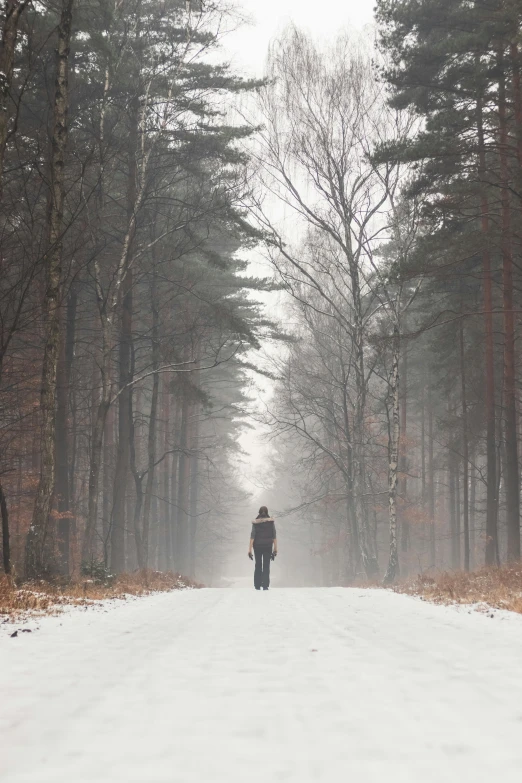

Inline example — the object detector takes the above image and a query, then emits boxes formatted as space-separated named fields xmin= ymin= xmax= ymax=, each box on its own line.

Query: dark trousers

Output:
xmin=254 ymin=546 xmax=272 ymax=589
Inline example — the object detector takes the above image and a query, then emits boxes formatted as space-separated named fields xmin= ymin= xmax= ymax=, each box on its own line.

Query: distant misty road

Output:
xmin=1 ymin=588 xmax=522 ymax=782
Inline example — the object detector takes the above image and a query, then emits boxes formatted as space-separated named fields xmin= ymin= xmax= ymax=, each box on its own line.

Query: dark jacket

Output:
xmin=251 ymin=517 xmax=277 ymax=548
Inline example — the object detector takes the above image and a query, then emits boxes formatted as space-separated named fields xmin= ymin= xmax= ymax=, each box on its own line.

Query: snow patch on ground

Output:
xmin=1 ymin=587 xmax=522 ymax=782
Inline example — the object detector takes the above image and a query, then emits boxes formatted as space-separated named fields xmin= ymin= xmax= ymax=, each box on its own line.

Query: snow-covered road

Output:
xmin=2 ymin=587 xmax=522 ymax=782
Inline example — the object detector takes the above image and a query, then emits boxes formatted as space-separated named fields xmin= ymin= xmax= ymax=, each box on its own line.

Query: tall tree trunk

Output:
xmin=347 ymin=246 xmax=377 ymax=578
xmin=26 ymin=0 xmax=75 ymax=578
xmin=55 ymin=290 xmax=76 ymax=575
xmin=110 ymin=92 xmax=139 ymax=574
xmin=0 ymin=1 xmax=29 ymax=194
xmin=399 ymin=344 xmax=408 ymax=554
xmin=340 ymin=358 xmax=358 ymax=578
xmin=189 ymin=389 xmax=200 ymax=580
xmin=459 ymin=306 xmax=470 ymax=571
xmin=102 ymin=396 xmax=114 ymax=562
xmin=170 ymin=396 xmax=181 ymax=568
xmin=455 ymin=448 xmax=461 ymax=568
xmin=128 ymin=351 xmax=145 ymax=569
xmin=162 ymin=379 xmax=171 ymax=571
xmin=449 ymin=446 xmax=458 ymax=569
xmin=83 ymin=334 xmax=111 ymax=565
xmin=421 ymin=384 xmax=426 ymax=507
xmin=176 ymin=393 xmax=190 ymax=575
xmin=510 ymin=40 xmax=522 ymax=205
xmin=470 ymin=445 xmax=476 ymax=570
xmin=141 ymin=258 xmax=160 ymax=570
xmin=476 ymin=91 xmax=498 ymax=566
xmin=428 ymin=381 xmax=435 ymax=566
xmin=498 ymin=49 xmax=520 ymax=561
xmin=141 ymin=373 xmax=159 ymax=570
xmin=0 ymin=481 xmax=10 ymax=574
xmin=384 ymin=328 xmax=400 ymax=584
xmin=110 ymin=272 xmax=133 ymax=573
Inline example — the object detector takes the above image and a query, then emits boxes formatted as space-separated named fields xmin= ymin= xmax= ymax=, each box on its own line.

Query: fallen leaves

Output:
xmin=394 ymin=564 xmax=522 ymax=615
xmin=0 ymin=570 xmax=202 ymax=622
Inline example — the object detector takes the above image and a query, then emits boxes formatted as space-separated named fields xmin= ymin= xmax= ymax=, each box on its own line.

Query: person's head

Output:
xmin=258 ymin=505 xmax=269 ymax=518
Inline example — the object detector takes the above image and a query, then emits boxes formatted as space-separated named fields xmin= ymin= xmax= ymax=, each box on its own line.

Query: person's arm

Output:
xmin=273 ymin=523 xmax=277 ymax=554
xmin=248 ymin=524 xmax=255 ymax=557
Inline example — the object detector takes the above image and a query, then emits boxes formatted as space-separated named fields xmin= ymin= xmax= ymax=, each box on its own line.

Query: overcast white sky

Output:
xmin=226 ymin=0 xmax=376 ymax=76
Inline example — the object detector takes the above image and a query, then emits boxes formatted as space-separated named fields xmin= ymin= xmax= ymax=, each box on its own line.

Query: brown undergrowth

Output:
xmin=0 ymin=570 xmax=201 ymax=621
xmin=394 ymin=563 xmax=522 ymax=614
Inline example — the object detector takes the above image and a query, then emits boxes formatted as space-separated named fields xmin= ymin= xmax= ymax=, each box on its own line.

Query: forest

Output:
xmin=1 ymin=0 xmax=522 ymax=588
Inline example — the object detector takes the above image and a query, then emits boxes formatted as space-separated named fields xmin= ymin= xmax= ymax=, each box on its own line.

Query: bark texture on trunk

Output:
xmin=141 ymin=268 xmax=160 ymax=570
xmin=459 ymin=310 xmax=470 ymax=571
xmin=55 ymin=291 xmax=76 ymax=575
xmin=510 ymin=41 xmax=522 ymax=204
xmin=476 ymin=92 xmax=498 ymax=566
xmin=384 ymin=329 xmax=400 ymax=585
xmin=498 ymin=51 xmax=520 ymax=561
xmin=176 ymin=393 xmax=190 ymax=575
xmin=449 ymin=446 xmax=458 ymax=569
xmin=428 ymin=384 xmax=435 ymax=567
xmin=170 ymin=397 xmax=181 ymax=568
xmin=189 ymin=396 xmax=200 ymax=580
xmin=0 ymin=481 xmax=10 ymax=574
xmin=349 ymin=257 xmax=377 ymax=578
xmin=110 ymin=271 xmax=132 ymax=573
xmin=83 ymin=396 xmax=110 ymax=565
xmin=26 ymin=0 xmax=74 ymax=578
xmin=101 ymin=397 xmax=114 ymax=561
xmin=399 ymin=345 xmax=408 ymax=554
xmin=110 ymin=91 xmax=139 ymax=574
xmin=161 ymin=379 xmax=170 ymax=571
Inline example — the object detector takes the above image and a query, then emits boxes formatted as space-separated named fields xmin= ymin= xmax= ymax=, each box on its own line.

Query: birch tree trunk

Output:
xmin=25 ymin=0 xmax=74 ymax=578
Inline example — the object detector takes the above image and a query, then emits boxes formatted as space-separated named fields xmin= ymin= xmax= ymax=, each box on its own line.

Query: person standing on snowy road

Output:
xmin=248 ymin=506 xmax=277 ymax=590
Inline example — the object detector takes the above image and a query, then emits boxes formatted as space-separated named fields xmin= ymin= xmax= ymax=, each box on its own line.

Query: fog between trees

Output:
xmin=1 ymin=0 xmax=521 ymax=586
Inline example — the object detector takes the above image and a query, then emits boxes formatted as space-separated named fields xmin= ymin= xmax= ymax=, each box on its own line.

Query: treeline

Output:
xmin=256 ymin=1 xmax=522 ymax=584
xmin=0 ymin=0 xmax=274 ymax=583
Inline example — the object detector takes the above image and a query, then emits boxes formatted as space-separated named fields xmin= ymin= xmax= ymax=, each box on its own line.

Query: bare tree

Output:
xmin=25 ymin=0 xmax=74 ymax=577
xmin=253 ymin=29 xmax=406 ymax=578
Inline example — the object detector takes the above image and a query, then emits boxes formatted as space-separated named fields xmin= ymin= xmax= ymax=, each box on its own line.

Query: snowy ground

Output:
xmin=2 ymin=588 xmax=522 ymax=782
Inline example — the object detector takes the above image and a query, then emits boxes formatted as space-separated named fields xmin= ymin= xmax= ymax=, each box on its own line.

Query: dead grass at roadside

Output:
xmin=394 ymin=563 xmax=522 ymax=614
xmin=0 ymin=570 xmax=201 ymax=622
